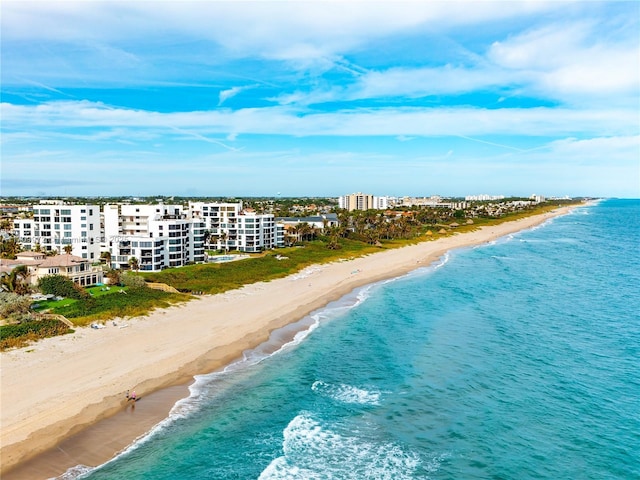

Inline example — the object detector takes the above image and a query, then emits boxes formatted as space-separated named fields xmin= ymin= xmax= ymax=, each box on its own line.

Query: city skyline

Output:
xmin=1 ymin=1 xmax=639 ymax=198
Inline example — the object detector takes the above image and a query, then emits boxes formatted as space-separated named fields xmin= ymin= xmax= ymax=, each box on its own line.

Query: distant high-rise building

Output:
xmin=339 ymin=193 xmax=375 ymax=211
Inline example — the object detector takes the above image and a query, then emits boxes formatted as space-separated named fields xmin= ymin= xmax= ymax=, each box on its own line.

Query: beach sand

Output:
xmin=0 ymin=207 xmax=575 ymax=478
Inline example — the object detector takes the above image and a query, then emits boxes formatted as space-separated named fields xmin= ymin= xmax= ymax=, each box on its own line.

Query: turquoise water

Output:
xmin=71 ymin=199 xmax=639 ymax=479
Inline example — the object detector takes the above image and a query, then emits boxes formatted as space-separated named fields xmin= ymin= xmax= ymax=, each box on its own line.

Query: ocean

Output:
xmin=68 ymin=199 xmax=639 ymax=479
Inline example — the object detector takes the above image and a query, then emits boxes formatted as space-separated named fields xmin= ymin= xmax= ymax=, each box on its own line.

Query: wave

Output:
xmin=258 ymin=414 xmax=422 ymax=480
xmin=311 ymin=381 xmax=382 ymax=406
xmin=55 ymin=465 xmax=93 ymax=479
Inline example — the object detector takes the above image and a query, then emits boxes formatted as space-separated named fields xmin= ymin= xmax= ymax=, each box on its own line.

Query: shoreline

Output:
xmin=0 ymin=206 xmax=579 ymax=479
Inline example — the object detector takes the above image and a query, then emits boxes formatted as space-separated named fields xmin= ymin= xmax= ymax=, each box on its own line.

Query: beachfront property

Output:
xmin=12 ymin=201 xmax=101 ymax=261
xmin=188 ymin=201 xmax=277 ymax=253
xmin=0 ymin=252 xmax=103 ymax=287
xmin=103 ymin=203 xmax=206 ymax=271
xmin=275 ymin=214 xmax=339 ymax=244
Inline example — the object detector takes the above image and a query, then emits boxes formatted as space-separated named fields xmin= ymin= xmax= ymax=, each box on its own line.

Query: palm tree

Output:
xmin=1 ymin=265 xmax=30 ymax=294
xmin=219 ymin=232 xmax=228 ymax=253
xmin=0 ymin=219 xmax=12 ymax=231
xmin=0 ymin=237 xmax=21 ymax=259
xmin=128 ymin=256 xmax=139 ymax=271
xmin=101 ymin=251 xmax=112 ymax=267
xmin=298 ymin=222 xmax=311 ymax=242
xmin=63 ymin=244 xmax=73 ymax=254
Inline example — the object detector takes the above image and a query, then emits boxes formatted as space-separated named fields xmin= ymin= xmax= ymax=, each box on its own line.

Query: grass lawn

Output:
xmin=31 ymin=285 xmax=130 ymax=312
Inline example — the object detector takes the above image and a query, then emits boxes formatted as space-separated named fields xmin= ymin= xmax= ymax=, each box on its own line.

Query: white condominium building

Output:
xmin=104 ymin=203 xmax=205 ymax=271
xmin=188 ymin=202 xmax=276 ymax=253
xmin=14 ymin=201 xmax=101 ymax=261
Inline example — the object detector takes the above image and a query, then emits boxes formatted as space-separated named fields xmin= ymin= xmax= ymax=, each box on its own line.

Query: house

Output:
xmin=274 ymin=214 xmax=339 ymax=246
xmin=0 ymin=252 xmax=103 ymax=287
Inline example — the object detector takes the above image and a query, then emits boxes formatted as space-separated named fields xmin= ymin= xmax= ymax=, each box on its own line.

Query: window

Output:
xmin=64 ymin=224 xmax=72 ymax=230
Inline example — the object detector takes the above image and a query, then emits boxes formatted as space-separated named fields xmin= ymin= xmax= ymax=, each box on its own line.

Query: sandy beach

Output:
xmin=0 ymin=207 xmax=575 ymax=478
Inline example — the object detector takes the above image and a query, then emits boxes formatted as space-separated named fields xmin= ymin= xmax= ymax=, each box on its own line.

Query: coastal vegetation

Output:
xmin=0 ymin=291 xmax=74 ymax=350
xmin=0 ymin=281 xmax=188 ymax=350
xmin=0 ymin=318 xmax=73 ymax=351
xmin=0 ymin=198 xmax=580 ymax=350
xmin=44 ymin=286 xmax=188 ymax=325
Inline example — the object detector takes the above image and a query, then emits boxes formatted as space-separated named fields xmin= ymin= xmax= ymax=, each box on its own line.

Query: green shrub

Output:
xmin=0 ymin=319 xmax=73 ymax=350
xmin=120 ymin=271 xmax=147 ymax=289
xmin=38 ymin=275 xmax=87 ymax=299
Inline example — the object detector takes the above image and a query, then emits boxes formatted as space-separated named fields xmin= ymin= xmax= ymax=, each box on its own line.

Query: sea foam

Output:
xmin=311 ymin=380 xmax=382 ymax=406
xmin=258 ymin=414 xmax=422 ymax=480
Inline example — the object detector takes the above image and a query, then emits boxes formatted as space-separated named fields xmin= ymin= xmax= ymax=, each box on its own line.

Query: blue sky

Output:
xmin=1 ymin=1 xmax=639 ymax=198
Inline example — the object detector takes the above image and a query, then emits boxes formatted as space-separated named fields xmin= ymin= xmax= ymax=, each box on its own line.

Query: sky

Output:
xmin=1 ymin=1 xmax=639 ymax=198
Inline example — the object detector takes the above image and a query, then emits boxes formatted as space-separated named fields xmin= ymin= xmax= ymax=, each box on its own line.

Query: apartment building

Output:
xmin=339 ymin=193 xmax=375 ymax=212
xmin=103 ymin=203 xmax=205 ymax=271
xmin=188 ymin=202 xmax=276 ymax=253
xmin=13 ymin=201 xmax=101 ymax=261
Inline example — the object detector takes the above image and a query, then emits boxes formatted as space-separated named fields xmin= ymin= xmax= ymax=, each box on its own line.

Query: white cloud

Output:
xmin=2 ymin=100 xmax=638 ymax=139
xmin=350 ymin=65 xmax=519 ymax=99
xmin=218 ymin=85 xmax=254 ymax=106
xmin=1 ymin=2 xmax=562 ymax=59
xmin=488 ymin=21 xmax=640 ymax=104
xmin=546 ymin=135 xmax=640 ymax=164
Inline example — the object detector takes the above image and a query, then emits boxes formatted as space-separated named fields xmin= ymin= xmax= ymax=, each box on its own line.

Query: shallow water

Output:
xmin=70 ymin=199 xmax=640 ymax=479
